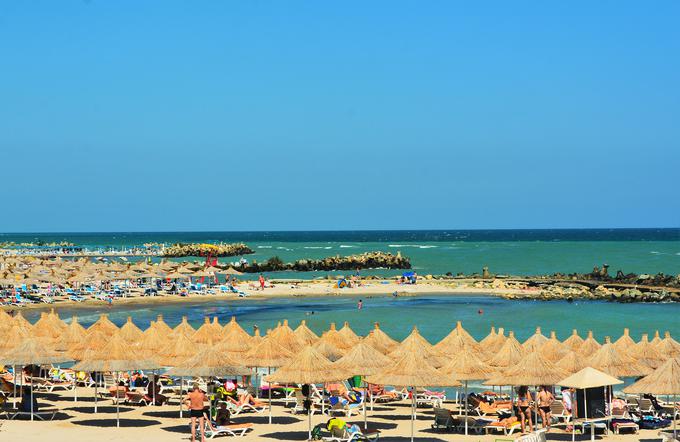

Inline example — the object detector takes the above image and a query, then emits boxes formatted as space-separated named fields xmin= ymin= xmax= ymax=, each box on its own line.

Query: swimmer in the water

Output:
xmin=358 ymin=299 xmax=363 ymax=310
xmin=478 ymin=309 xmax=483 ymax=314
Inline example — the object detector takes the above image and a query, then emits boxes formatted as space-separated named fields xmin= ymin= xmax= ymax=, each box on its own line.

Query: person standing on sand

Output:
xmin=186 ymin=384 xmax=207 ymax=442
xmin=258 ymin=274 xmax=265 ymax=291
xmin=537 ymin=385 xmax=554 ymax=431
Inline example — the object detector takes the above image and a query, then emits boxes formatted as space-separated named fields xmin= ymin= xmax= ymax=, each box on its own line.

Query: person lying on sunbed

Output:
xmin=226 ymin=391 xmax=266 ymax=408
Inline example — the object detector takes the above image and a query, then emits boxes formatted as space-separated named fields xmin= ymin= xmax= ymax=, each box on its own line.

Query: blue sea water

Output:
xmin=1 ymin=229 xmax=679 ymax=278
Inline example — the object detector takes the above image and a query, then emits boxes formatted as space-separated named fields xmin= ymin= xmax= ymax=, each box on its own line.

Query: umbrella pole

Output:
xmin=116 ymin=372 xmax=120 ymax=428
xmin=13 ymin=365 xmax=16 ymax=403
xmin=152 ymin=370 xmax=156 ymax=406
xmin=673 ymin=394 xmax=676 ymax=439
xmin=363 ymin=379 xmax=367 ymax=430
xmin=268 ymin=367 xmax=272 ymax=425
xmin=464 ymin=381 xmax=468 ymax=435
xmin=307 ymin=406 xmax=312 ymax=441
xmin=30 ymin=372 xmax=34 ymax=422
xmin=179 ymin=376 xmax=183 ymax=418
xmin=94 ymin=373 xmax=98 ymax=413
xmin=74 ymin=374 xmax=77 ymax=402
xmin=411 ymin=386 xmax=415 ymax=442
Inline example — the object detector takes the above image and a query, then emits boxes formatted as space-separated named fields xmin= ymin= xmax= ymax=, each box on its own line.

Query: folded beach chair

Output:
xmin=456 ymin=416 xmax=493 ymax=434
xmin=9 ymin=409 xmax=58 ymax=421
xmin=431 ymin=407 xmax=458 ymax=432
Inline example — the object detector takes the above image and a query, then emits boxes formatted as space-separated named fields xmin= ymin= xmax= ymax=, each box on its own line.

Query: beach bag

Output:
xmin=310 ymin=424 xmax=323 ymax=440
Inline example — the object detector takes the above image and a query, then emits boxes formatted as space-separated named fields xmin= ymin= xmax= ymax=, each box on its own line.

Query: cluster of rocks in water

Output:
xmin=162 ymin=243 xmax=254 ymax=257
xmin=238 ymin=251 xmax=411 ymax=273
xmin=439 ymin=264 xmax=680 ymax=303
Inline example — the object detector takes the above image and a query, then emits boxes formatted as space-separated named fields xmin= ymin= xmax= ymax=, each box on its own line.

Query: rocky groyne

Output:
xmin=238 ymin=251 xmax=411 ymax=273
xmin=162 ymin=243 xmax=254 ymax=258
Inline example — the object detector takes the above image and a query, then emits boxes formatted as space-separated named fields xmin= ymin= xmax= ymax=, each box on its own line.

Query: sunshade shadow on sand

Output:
xmin=71 ymin=418 xmax=161 ymax=427
xmin=65 ymin=405 xmax=134 ymax=414
xmin=370 ymin=437 xmax=448 ymax=442
xmin=260 ymin=430 xmax=311 ymax=440
xmin=3 ymin=412 xmax=71 ymax=421
xmin=142 ymin=410 xmax=185 ymax=419
xmin=344 ymin=421 xmax=397 ymax=430
xmin=241 ymin=415 xmax=302 ymax=425
xmin=160 ymin=424 xmax=191 ymax=434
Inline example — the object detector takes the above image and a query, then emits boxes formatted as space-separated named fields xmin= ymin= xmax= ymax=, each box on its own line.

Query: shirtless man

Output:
xmin=185 ymin=384 xmax=207 ymax=442
xmin=537 ymin=385 xmax=554 ymax=430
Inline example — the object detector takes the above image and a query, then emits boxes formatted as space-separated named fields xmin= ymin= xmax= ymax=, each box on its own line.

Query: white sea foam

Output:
xmin=418 ymin=245 xmax=437 ymax=249
xmin=257 ymin=246 xmax=273 ymax=249
xmin=303 ymin=246 xmax=324 ymax=249
xmin=339 ymin=245 xmax=357 ymax=248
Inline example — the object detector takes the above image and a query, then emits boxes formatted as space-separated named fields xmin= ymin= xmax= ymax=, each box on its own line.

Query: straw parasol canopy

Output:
xmin=655 ymin=332 xmax=680 ymax=358
xmin=650 ymin=330 xmax=662 ymax=346
xmin=578 ymin=331 xmax=602 ymax=357
xmin=269 ymin=319 xmax=305 ymax=351
xmin=523 ymin=326 xmax=549 ymax=352
xmin=487 ymin=331 xmax=525 ymax=368
xmin=631 ymin=333 xmax=666 ymax=369
xmin=485 ymin=350 xmax=567 ymax=386
xmin=223 ymin=316 xmax=251 ymax=342
xmin=613 ymin=328 xmax=636 ymax=354
xmin=88 ymin=314 xmax=119 ymax=336
xmin=623 ymin=357 xmax=680 ymax=395
xmin=166 ymin=341 xmax=252 ymax=377
xmin=266 ymin=346 xmax=349 ymax=385
xmin=479 ymin=326 xmax=505 ymax=353
xmin=151 ymin=314 xmax=173 ymax=337
xmin=241 ymin=335 xmax=294 ymax=368
xmin=73 ymin=333 xmax=159 ymax=372
xmin=173 ymin=316 xmax=196 ymax=338
xmin=556 ymin=350 xmax=587 ymax=375
xmin=563 ymin=329 xmax=585 ymax=352
xmin=294 ymin=320 xmax=319 ymax=345
xmin=441 ymin=350 xmax=493 ymax=381
xmin=337 ymin=321 xmax=361 ymax=346
xmin=119 ymin=316 xmax=144 ymax=342
xmin=558 ymin=366 xmax=623 ymax=389
xmin=312 ymin=340 xmax=345 ymax=362
xmin=433 ymin=331 xmax=482 ymax=359
xmin=193 ymin=317 xmax=217 ymax=344
xmin=541 ymin=331 xmax=568 ymax=362
xmin=389 ymin=327 xmax=445 ymax=368
xmin=434 ymin=321 xmax=478 ymax=354
xmin=587 ymin=336 xmax=652 ymax=377
xmin=318 ymin=322 xmax=353 ymax=351
xmin=1 ymin=336 xmax=70 ymax=366
xmin=158 ymin=332 xmax=202 ymax=366
xmin=335 ymin=342 xmax=392 ymax=376
xmin=366 ymin=351 xmax=460 ymax=388
xmin=219 ymin=267 xmax=243 ymax=276
xmin=362 ymin=322 xmax=398 ymax=353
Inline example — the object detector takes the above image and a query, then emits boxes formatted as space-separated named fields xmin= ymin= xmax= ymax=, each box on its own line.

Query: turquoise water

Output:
xmin=23 ymin=295 xmax=680 ymax=343
xmin=2 ymin=229 xmax=679 ymax=277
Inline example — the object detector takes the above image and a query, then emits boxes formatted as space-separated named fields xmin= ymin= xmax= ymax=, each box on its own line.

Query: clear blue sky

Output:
xmin=1 ymin=1 xmax=679 ymax=232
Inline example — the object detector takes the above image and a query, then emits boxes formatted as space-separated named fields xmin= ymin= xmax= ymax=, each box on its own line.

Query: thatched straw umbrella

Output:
xmin=363 ymin=322 xmax=398 ymax=353
xmin=319 ymin=322 xmax=353 ymax=351
xmin=441 ymin=350 xmax=494 ymax=435
xmin=631 ymin=333 xmax=666 ymax=369
xmin=87 ymin=314 xmax=118 ymax=336
xmin=335 ymin=343 xmax=393 ymax=428
xmin=541 ymin=331 xmax=568 ymax=362
xmin=523 ymin=326 xmax=548 ymax=352
xmin=166 ymin=342 xmax=252 ymax=418
xmin=0 ymin=337 xmax=70 ymax=420
xmin=488 ymin=331 xmax=525 ymax=368
xmin=241 ymin=336 xmax=294 ymax=424
xmin=613 ymin=328 xmax=636 ymax=355
xmin=434 ymin=321 xmax=478 ymax=354
xmin=173 ymin=316 xmax=196 ymax=338
xmin=556 ymin=350 xmax=587 ymax=375
xmin=223 ymin=316 xmax=251 ymax=342
xmin=579 ymin=331 xmax=602 ymax=357
xmin=312 ymin=340 xmax=345 ymax=362
xmin=389 ymin=327 xmax=445 ymax=367
xmin=72 ymin=333 xmax=159 ymax=426
xmin=367 ymin=351 xmax=460 ymax=442
xmin=650 ymin=330 xmax=662 ymax=346
xmin=656 ymin=332 xmax=680 ymax=358
xmin=151 ymin=314 xmax=173 ymax=337
xmin=215 ymin=327 xmax=253 ymax=360
xmin=158 ymin=332 xmax=197 ymax=366
xmin=588 ymin=336 xmax=651 ymax=377
xmin=623 ymin=358 xmax=680 ymax=438
xmin=193 ymin=317 xmax=216 ymax=344
xmin=563 ymin=329 xmax=584 ymax=352
xmin=266 ymin=346 xmax=351 ymax=439
xmin=119 ymin=316 xmax=144 ymax=343
xmin=337 ymin=321 xmax=361 ymax=346
xmin=294 ymin=320 xmax=319 ymax=346
xmin=479 ymin=326 xmax=498 ymax=349
xmin=270 ymin=319 xmax=305 ymax=351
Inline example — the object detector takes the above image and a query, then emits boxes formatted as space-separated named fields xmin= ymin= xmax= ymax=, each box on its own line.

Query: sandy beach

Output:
xmin=1 ymin=389 xmax=673 ymax=442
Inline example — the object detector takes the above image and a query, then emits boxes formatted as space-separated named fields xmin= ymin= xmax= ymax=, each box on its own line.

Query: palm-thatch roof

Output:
xmin=623 ymin=357 xmax=680 ymax=395
xmin=265 ymin=346 xmax=349 ymax=384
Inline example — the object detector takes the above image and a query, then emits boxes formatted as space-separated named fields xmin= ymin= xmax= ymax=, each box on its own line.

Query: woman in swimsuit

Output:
xmin=517 ymin=386 xmax=533 ymax=433
xmin=537 ymin=385 xmax=554 ymax=430
xmin=185 ymin=384 xmax=207 ymax=442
